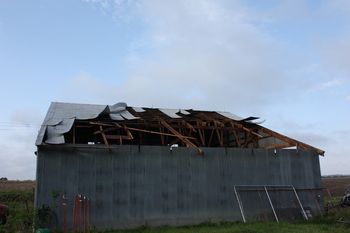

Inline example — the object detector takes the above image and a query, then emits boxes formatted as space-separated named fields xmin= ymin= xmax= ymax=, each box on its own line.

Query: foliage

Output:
xmin=0 ymin=190 xmax=34 ymax=233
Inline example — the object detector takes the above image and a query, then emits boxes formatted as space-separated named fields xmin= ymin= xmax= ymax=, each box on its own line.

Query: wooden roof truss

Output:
xmin=64 ymin=108 xmax=324 ymax=156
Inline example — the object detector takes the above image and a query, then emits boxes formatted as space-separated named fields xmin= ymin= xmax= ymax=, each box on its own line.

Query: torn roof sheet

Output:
xmin=35 ymin=102 xmax=108 ymax=145
xmin=217 ymin=111 xmax=244 ymax=121
xmin=132 ymin=107 xmax=145 ymax=112
xmin=159 ymin=108 xmax=190 ymax=118
xmin=109 ymin=102 xmax=139 ymax=121
xmin=36 ymin=102 xmax=257 ymax=146
xmin=216 ymin=112 xmax=260 ymax=122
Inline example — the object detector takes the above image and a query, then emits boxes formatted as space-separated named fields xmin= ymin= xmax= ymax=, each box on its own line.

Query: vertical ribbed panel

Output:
xmin=35 ymin=146 xmax=322 ymax=230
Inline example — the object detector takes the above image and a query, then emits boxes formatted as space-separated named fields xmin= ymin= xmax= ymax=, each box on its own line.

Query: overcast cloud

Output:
xmin=76 ymin=0 xmax=350 ymax=109
xmin=75 ymin=0 xmax=292 ymax=111
xmin=74 ymin=0 xmax=350 ymax=175
xmin=0 ymin=0 xmax=349 ymax=179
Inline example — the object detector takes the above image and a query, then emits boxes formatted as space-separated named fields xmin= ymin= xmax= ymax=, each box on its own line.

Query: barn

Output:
xmin=35 ymin=102 xmax=324 ymax=230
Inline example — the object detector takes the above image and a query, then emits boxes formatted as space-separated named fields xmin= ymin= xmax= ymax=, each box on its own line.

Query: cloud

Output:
xmin=0 ymin=128 xmax=37 ymax=180
xmin=288 ymin=131 xmax=333 ymax=149
xmin=0 ymin=109 xmax=42 ymax=180
xmin=263 ymin=0 xmax=312 ymax=22
xmin=319 ymin=130 xmax=350 ymax=175
xmin=62 ymin=0 xmax=350 ymax=177
xmin=283 ymin=126 xmax=350 ymax=175
xmin=11 ymin=109 xmax=43 ymax=126
xmin=271 ymin=119 xmax=333 ymax=149
xmin=79 ymin=0 xmax=350 ymax=112
xmin=2 ymin=0 xmax=350 ymax=180
xmin=78 ymin=0 xmax=297 ymax=112
xmin=316 ymin=33 xmax=350 ymax=78
xmin=312 ymin=78 xmax=344 ymax=91
xmin=82 ymin=0 xmax=141 ymax=22
xmin=0 ymin=142 xmax=36 ymax=179
xmin=261 ymin=117 xmax=350 ymax=175
xmin=329 ymin=0 xmax=350 ymax=13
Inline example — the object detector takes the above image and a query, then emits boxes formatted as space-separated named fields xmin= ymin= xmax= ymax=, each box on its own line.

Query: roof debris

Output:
xmin=36 ymin=102 xmax=325 ymax=156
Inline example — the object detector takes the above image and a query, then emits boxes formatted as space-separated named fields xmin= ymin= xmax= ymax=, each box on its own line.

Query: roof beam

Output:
xmin=259 ymin=126 xmax=325 ymax=156
xmin=124 ymin=126 xmax=196 ymax=140
xmin=99 ymin=126 xmax=109 ymax=147
xmin=160 ymin=119 xmax=203 ymax=155
xmin=229 ymin=122 xmax=241 ymax=147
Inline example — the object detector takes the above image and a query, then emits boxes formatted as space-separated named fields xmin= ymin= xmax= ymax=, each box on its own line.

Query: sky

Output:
xmin=0 ymin=0 xmax=349 ymax=179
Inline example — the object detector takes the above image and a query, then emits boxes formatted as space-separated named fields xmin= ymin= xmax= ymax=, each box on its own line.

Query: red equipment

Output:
xmin=73 ymin=194 xmax=90 ymax=233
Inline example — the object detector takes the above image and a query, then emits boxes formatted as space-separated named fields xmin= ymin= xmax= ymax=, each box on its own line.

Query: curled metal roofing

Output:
xmin=35 ymin=102 xmax=259 ymax=146
xmin=35 ymin=102 xmax=108 ymax=145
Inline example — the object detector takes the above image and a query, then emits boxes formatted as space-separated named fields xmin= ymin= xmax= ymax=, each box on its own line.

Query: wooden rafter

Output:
xmin=104 ymin=135 xmax=132 ymax=140
xmin=69 ymin=112 xmax=325 ymax=156
xmin=182 ymin=120 xmax=196 ymax=133
xmin=159 ymin=126 xmax=165 ymax=145
xmin=90 ymin=121 xmax=114 ymax=127
xmin=123 ymin=124 xmax=134 ymax=140
xmin=196 ymin=120 xmax=206 ymax=146
xmin=160 ymin=119 xmax=203 ymax=155
xmin=198 ymin=128 xmax=206 ymax=146
xmin=230 ymin=122 xmax=241 ymax=147
xmin=232 ymin=121 xmax=263 ymax=138
xmin=208 ymin=129 xmax=215 ymax=147
xmin=124 ymin=126 xmax=196 ymax=140
xmin=259 ymin=126 xmax=325 ymax=156
xmin=213 ymin=121 xmax=224 ymax=147
xmin=93 ymin=127 xmax=119 ymax=135
xmin=244 ymin=132 xmax=256 ymax=147
xmin=99 ymin=126 xmax=109 ymax=147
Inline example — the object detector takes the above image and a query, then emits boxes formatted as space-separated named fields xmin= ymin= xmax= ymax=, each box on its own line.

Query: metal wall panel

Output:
xmin=35 ymin=146 xmax=322 ymax=230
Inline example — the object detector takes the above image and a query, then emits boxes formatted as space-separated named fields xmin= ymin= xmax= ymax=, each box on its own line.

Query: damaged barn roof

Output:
xmin=36 ymin=102 xmax=258 ymax=146
xmin=36 ymin=102 xmax=325 ymax=156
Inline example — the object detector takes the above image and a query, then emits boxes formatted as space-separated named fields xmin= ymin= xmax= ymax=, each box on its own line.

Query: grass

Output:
xmin=325 ymin=196 xmax=342 ymax=206
xmin=93 ymin=221 xmax=350 ymax=233
xmin=0 ymin=189 xmax=349 ymax=233
xmin=0 ymin=190 xmax=34 ymax=233
xmin=91 ymin=212 xmax=350 ymax=233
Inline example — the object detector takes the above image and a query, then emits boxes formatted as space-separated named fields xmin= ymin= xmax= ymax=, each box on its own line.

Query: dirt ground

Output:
xmin=322 ymin=176 xmax=350 ymax=197
xmin=0 ymin=180 xmax=35 ymax=192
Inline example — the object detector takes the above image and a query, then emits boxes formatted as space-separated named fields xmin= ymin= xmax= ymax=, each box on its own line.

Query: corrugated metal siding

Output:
xmin=35 ymin=146 xmax=322 ymax=230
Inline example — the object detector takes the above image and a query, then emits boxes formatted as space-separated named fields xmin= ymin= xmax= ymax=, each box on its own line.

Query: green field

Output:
xmin=98 ymin=220 xmax=350 ymax=233
xmin=0 ymin=189 xmax=349 ymax=233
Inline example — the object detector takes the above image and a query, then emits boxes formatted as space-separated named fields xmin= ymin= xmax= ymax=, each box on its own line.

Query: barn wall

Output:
xmin=35 ymin=145 xmax=322 ymax=229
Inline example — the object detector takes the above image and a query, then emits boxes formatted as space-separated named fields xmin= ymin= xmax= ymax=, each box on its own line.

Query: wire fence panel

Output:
xmin=236 ymin=187 xmax=275 ymax=222
xmin=296 ymin=189 xmax=323 ymax=218
xmin=268 ymin=188 xmax=304 ymax=221
xmin=234 ymin=186 xmax=322 ymax=222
